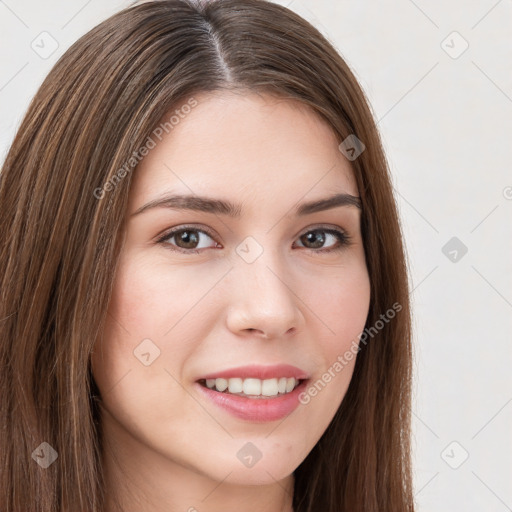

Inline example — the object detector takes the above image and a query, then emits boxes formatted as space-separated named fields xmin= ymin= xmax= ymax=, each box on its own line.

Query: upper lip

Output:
xmin=197 ymin=364 xmax=310 ymax=381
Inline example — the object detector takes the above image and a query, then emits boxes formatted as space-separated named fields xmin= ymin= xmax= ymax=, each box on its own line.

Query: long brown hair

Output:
xmin=0 ymin=1 xmax=414 ymax=510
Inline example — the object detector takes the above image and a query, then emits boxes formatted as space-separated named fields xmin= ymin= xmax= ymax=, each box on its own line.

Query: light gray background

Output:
xmin=1 ymin=1 xmax=511 ymax=510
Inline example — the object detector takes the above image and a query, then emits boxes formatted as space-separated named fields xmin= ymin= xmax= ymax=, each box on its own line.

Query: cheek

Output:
xmin=294 ymin=258 xmax=370 ymax=411
xmin=109 ymin=252 xmax=228 ymax=338
xmin=107 ymin=257 xmax=167 ymax=335
xmin=303 ymin=257 xmax=371 ymax=348
xmin=90 ymin=263 xmax=194 ymax=442
xmin=92 ymin=253 xmax=224 ymax=395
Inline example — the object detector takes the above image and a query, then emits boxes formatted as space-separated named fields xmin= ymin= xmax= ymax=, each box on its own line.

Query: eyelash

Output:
xmin=155 ymin=224 xmax=352 ymax=255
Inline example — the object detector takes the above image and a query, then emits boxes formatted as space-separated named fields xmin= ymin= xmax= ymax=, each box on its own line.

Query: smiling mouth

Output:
xmin=197 ymin=377 xmax=306 ymax=399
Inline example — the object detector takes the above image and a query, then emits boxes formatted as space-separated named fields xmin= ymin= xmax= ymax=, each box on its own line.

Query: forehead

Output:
xmin=129 ymin=91 xmax=358 ymax=214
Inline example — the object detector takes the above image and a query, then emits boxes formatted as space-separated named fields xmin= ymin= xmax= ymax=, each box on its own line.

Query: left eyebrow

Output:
xmin=295 ymin=192 xmax=362 ymax=215
xmin=130 ymin=192 xmax=362 ymax=218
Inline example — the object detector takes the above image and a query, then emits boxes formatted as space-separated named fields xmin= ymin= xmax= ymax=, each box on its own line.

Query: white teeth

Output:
xmin=285 ymin=378 xmax=295 ymax=393
xmin=243 ymin=378 xmax=261 ymax=395
xmin=228 ymin=378 xmax=243 ymax=393
xmin=204 ymin=377 xmax=301 ymax=396
xmin=215 ymin=378 xmax=228 ymax=391
xmin=261 ymin=378 xmax=278 ymax=396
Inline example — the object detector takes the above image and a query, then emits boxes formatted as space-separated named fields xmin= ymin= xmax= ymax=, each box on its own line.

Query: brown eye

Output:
xmin=294 ymin=228 xmax=350 ymax=252
xmin=171 ymin=229 xmax=200 ymax=249
xmin=157 ymin=226 xmax=219 ymax=253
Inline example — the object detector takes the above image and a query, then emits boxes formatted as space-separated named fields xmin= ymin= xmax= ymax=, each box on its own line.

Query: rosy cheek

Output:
xmin=313 ymin=268 xmax=369 ymax=318
xmin=323 ymin=293 xmax=369 ymax=364
xmin=108 ymin=262 xmax=160 ymax=330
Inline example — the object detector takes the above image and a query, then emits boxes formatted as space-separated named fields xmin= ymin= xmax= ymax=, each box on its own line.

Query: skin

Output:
xmin=91 ymin=90 xmax=371 ymax=512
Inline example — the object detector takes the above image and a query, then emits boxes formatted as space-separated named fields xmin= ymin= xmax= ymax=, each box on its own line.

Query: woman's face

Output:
xmin=92 ymin=90 xmax=371 ymax=497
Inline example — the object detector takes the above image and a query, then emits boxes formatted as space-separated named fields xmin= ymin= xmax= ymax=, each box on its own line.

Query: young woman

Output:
xmin=0 ymin=1 xmax=415 ymax=511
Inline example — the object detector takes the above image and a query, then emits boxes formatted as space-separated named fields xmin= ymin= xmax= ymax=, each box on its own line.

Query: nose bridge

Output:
xmin=236 ymin=240 xmax=292 ymax=303
xmin=226 ymin=236 xmax=302 ymax=337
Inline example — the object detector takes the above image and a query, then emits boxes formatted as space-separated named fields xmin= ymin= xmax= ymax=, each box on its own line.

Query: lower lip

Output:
xmin=195 ymin=380 xmax=309 ymax=422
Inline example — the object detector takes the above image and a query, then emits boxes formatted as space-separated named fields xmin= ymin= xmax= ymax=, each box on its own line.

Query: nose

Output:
xmin=225 ymin=251 xmax=305 ymax=340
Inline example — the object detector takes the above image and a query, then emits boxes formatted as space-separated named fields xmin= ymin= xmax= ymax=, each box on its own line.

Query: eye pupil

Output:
xmin=177 ymin=230 xmax=199 ymax=249
xmin=302 ymin=231 xmax=325 ymax=249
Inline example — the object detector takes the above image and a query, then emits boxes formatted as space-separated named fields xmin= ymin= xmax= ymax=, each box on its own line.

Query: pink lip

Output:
xmin=197 ymin=364 xmax=310 ymax=381
xmin=195 ymin=378 xmax=309 ymax=422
